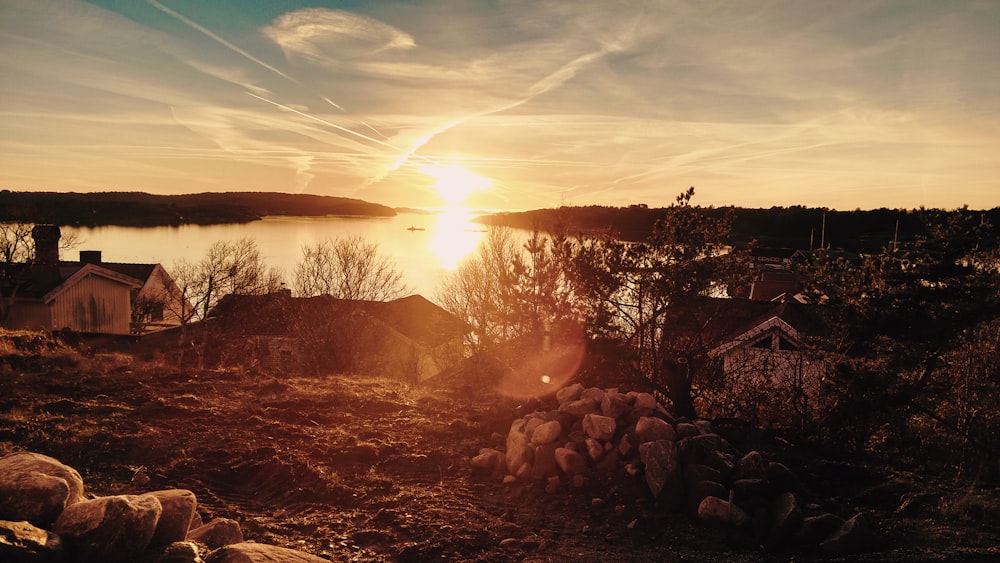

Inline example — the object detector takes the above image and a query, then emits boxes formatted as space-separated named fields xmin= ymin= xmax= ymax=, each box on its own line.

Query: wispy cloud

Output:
xmin=1 ymin=0 xmax=997 ymax=209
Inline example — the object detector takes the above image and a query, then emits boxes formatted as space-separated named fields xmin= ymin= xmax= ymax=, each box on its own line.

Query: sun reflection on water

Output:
xmin=429 ymin=207 xmax=486 ymax=270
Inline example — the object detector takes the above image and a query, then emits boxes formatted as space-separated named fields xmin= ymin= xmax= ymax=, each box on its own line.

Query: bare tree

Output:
xmin=161 ymin=238 xmax=283 ymax=365
xmin=437 ymin=227 xmax=521 ymax=354
xmin=0 ymin=222 xmax=83 ymax=323
xmin=293 ymin=235 xmax=408 ymax=300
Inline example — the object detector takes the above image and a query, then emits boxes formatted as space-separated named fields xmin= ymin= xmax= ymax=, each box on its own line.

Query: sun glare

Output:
xmin=422 ymin=163 xmax=492 ymax=206
xmin=430 ymin=207 xmax=484 ymax=270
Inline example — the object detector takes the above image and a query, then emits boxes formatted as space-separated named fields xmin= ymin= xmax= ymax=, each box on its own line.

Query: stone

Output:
xmin=731 ymin=478 xmax=770 ymax=510
xmin=582 ymin=414 xmax=616 ymax=442
xmin=529 ymin=444 xmax=560 ymax=480
xmin=617 ymin=433 xmax=637 ymax=459
xmin=149 ymin=489 xmax=198 ymax=546
xmin=0 ymin=452 xmax=86 ymax=527
xmin=206 ymin=542 xmax=328 ymax=563
xmin=679 ymin=435 xmax=735 ymax=479
xmin=632 ymin=393 xmax=658 ymax=416
xmin=770 ymin=492 xmax=803 ymax=539
xmin=635 ymin=416 xmax=675 ymax=444
xmin=523 ymin=417 xmax=544 ymax=438
xmin=677 ymin=434 xmax=721 ymax=465
xmin=766 ymin=462 xmax=800 ymax=492
xmin=505 ymin=429 xmax=534 ymax=476
xmin=581 ymin=387 xmax=606 ymax=404
xmin=585 ymin=439 xmax=605 ymax=462
xmin=738 ymin=451 xmax=768 ymax=480
xmin=544 ymin=476 xmax=561 ymax=494
xmin=0 ymin=519 xmax=64 ymax=563
xmin=187 ymin=518 xmax=243 ymax=549
xmin=819 ymin=513 xmax=877 ymax=555
xmin=674 ymin=422 xmax=700 ymax=440
xmin=558 ymin=398 xmax=599 ymax=417
xmin=158 ymin=541 xmax=204 ymax=563
xmin=641 ymin=440 xmax=683 ymax=510
xmin=683 ymin=463 xmax=723 ymax=486
xmin=470 ymin=449 xmax=505 ymax=472
xmin=555 ymin=383 xmax=584 ymax=404
xmin=686 ymin=481 xmax=728 ymax=515
xmin=600 ymin=393 xmax=632 ymax=420
xmin=554 ymin=448 xmax=588 ymax=476
xmin=697 ymin=496 xmax=749 ymax=526
xmin=797 ymin=513 xmax=846 ymax=545
xmin=53 ymin=494 xmax=163 ymax=563
xmin=189 ymin=511 xmax=204 ymax=532
xmin=693 ymin=419 xmax=715 ymax=435
xmin=530 ymin=420 xmax=563 ymax=445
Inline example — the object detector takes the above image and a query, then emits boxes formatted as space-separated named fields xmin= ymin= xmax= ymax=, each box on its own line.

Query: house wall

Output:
xmin=50 ymin=273 xmax=133 ymax=334
xmin=722 ymin=347 xmax=826 ymax=399
xmin=4 ymin=300 xmax=53 ymax=331
xmin=138 ymin=266 xmax=189 ymax=329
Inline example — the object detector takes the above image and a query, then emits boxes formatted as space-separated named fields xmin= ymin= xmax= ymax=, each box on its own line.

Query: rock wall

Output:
xmin=0 ymin=451 xmax=325 ymax=563
xmin=470 ymin=383 xmax=877 ymax=554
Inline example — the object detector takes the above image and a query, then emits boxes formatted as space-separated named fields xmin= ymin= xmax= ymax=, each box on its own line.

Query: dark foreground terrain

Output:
xmin=1 ymin=334 xmax=998 ymax=562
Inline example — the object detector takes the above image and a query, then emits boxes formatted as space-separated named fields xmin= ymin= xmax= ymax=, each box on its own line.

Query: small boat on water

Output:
xmin=407 ymin=226 xmax=425 ymax=231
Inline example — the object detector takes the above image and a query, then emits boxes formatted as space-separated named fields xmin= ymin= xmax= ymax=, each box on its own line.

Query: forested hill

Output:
xmin=0 ymin=191 xmax=397 ymax=227
xmin=477 ymin=205 xmax=1000 ymax=252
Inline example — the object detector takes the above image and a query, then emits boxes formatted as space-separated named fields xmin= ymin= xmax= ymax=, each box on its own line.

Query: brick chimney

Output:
xmin=31 ymin=224 xmax=61 ymax=284
xmin=80 ymin=250 xmax=102 ymax=265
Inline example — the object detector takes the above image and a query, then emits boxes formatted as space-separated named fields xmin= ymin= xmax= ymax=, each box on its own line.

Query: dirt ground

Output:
xmin=1 ymin=348 xmax=998 ymax=562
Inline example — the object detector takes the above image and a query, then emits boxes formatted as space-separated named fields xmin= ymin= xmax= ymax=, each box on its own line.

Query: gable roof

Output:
xmin=211 ymin=292 xmax=468 ymax=347
xmin=43 ymin=263 xmax=142 ymax=303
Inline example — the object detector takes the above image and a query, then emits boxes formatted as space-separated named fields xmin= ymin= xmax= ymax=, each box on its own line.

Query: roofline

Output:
xmin=708 ymin=315 xmax=803 ymax=357
xmin=43 ymin=263 xmax=143 ymax=303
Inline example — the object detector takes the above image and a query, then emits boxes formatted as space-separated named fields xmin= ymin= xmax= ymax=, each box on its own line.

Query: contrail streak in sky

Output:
xmin=147 ymin=0 xmax=302 ymax=87
xmin=245 ymin=92 xmax=399 ymax=151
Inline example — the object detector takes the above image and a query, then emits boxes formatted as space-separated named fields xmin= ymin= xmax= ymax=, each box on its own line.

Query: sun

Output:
xmin=421 ymin=163 xmax=492 ymax=206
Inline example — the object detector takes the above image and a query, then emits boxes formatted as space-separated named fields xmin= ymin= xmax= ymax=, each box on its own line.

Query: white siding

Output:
xmin=49 ymin=273 xmax=133 ymax=334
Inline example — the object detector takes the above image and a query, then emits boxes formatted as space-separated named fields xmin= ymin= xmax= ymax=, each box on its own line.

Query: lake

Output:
xmin=62 ymin=210 xmax=496 ymax=301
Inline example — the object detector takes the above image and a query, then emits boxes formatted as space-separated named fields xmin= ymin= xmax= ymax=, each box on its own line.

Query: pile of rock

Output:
xmin=471 ymin=383 xmax=876 ymax=554
xmin=0 ymin=451 xmax=327 ymax=563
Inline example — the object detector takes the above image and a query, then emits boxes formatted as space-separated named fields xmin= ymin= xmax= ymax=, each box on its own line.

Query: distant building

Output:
xmin=0 ymin=225 xmax=190 ymax=335
xmin=209 ymin=291 xmax=468 ymax=381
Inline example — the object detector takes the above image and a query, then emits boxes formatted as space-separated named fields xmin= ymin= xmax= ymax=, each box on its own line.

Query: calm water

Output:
xmin=63 ymin=211 xmax=494 ymax=301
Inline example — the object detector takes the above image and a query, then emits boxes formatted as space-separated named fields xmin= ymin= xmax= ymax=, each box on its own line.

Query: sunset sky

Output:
xmin=1 ymin=0 xmax=997 ymax=211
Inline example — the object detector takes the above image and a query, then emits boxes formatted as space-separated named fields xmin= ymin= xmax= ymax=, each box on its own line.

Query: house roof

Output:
xmin=211 ymin=292 xmax=468 ymax=347
xmin=97 ymin=262 xmax=158 ymax=284
xmin=662 ymin=296 xmax=821 ymax=355
xmin=43 ymin=263 xmax=142 ymax=303
xmin=1 ymin=260 xmax=158 ymax=299
xmin=749 ymin=270 xmax=803 ymax=302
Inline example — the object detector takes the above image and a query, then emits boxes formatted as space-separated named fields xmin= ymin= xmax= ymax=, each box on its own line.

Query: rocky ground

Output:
xmin=1 ymin=339 xmax=998 ymax=562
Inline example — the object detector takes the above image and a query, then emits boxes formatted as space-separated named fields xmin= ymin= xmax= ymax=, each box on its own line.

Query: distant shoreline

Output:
xmin=0 ymin=190 xmax=397 ymax=227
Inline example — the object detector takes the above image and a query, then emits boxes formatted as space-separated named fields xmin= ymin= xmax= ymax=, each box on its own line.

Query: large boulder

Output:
xmin=530 ymin=420 xmax=563 ymax=445
xmin=53 ymin=494 xmax=163 ymax=563
xmin=554 ymin=448 xmax=588 ymax=476
xmin=187 ymin=518 xmax=243 ymax=549
xmin=158 ymin=541 xmax=205 ymax=563
xmin=0 ymin=452 xmax=86 ymax=527
xmin=0 ymin=519 xmax=64 ymax=563
xmin=470 ymin=449 xmax=505 ymax=472
xmin=697 ymin=496 xmax=749 ymax=526
xmin=582 ymin=414 xmax=616 ymax=442
xmin=641 ymin=440 xmax=683 ymax=510
xmin=635 ymin=416 xmax=675 ymax=444
xmin=206 ymin=542 xmax=328 ymax=563
xmin=820 ymin=513 xmax=877 ymax=555
xmin=149 ymin=489 xmax=198 ymax=546
xmin=505 ymin=428 xmax=534 ymax=477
